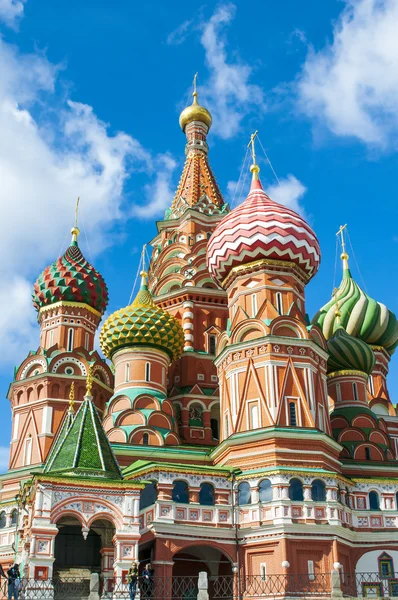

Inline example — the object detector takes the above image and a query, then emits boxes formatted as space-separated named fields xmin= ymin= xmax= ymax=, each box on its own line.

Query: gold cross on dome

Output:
xmin=193 ymin=72 xmax=198 ymax=94
xmin=74 ymin=197 xmax=80 ymax=229
xmin=248 ymin=130 xmax=259 ymax=164
xmin=336 ymin=223 xmax=347 ymax=254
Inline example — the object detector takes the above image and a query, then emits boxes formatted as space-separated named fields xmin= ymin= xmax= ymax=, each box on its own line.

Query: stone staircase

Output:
xmin=53 ymin=568 xmax=93 ymax=600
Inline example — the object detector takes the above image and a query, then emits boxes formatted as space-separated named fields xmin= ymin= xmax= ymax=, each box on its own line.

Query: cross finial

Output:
xmin=336 ymin=223 xmax=349 ymax=270
xmin=71 ymin=197 xmax=81 ymax=244
xmin=140 ymin=244 xmax=148 ymax=287
xmin=248 ymin=130 xmax=260 ymax=179
xmin=193 ymin=72 xmax=198 ymax=94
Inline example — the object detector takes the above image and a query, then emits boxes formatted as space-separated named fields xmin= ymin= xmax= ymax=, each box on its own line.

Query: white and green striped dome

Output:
xmin=313 ymin=268 xmax=398 ymax=355
xmin=327 ymin=326 xmax=375 ymax=375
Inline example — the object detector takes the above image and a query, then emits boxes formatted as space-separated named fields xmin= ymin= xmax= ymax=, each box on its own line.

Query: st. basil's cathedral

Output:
xmin=0 ymin=82 xmax=398 ymax=598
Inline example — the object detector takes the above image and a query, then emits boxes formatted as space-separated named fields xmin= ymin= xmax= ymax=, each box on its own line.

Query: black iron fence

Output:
xmin=0 ymin=571 xmax=396 ymax=599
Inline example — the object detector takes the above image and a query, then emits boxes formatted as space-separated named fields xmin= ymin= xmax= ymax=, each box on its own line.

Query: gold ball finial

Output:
xmin=179 ymin=74 xmax=212 ymax=132
xmin=71 ymin=226 xmax=80 ymax=243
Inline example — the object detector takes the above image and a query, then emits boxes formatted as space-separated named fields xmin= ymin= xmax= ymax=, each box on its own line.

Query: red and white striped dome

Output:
xmin=207 ymin=177 xmax=321 ymax=286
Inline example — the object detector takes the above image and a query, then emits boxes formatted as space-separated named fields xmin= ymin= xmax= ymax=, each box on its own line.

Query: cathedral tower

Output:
xmin=206 ymin=139 xmax=339 ymax=471
xmin=147 ymin=80 xmax=229 ymax=445
xmin=6 ymin=225 xmax=113 ymax=476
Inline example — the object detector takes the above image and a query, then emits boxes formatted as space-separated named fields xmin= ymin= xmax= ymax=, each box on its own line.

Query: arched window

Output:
xmin=345 ymin=490 xmax=351 ymax=508
xmin=369 ymin=491 xmax=380 ymax=510
xmin=125 ymin=363 xmax=130 ymax=383
xmin=172 ymin=481 xmax=189 ymax=504
xmin=145 ymin=362 xmax=151 ymax=382
xmin=84 ymin=332 xmax=89 ymax=351
xmin=259 ymin=479 xmax=272 ymax=503
xmin=311 ymin=479 xmax=326 ymax=502
xmin=224 ymin=414 xmax=230 ymax=438
xmin=142 ymin=433 xmax=149 ymax=446
xmin=365 ymin=447 xmax=371 ymax=461
xmin=67 ymin=328 xmax=74 ymax=352
xmin=276 ymin=292 xmax=283 ymax=314
xmin=352 ymin=382 xmax=358 ymax=401
xmin=337 ymin=487 xmax=342 ymax=504
xmin=140 ymin=481 xmax=158 ymax=510
xmin=209 ymin=335 xmax=217 ymax=355
xmin=0 ymin=512 xmax=6 ymax=529
xmin=251 ymin=294 xmax=258 ymax=317
xmin=396 ymin=491 xmax=398 ymax=510
xmin=238 ymin=482 xmax=251 ymax=506
xmin=199 ymin=483 xmax=215 ymax=506
xmin=379 ymin=553 xmax=394 ymax=577
xmin=189 ymin=403 xmax=203 ymax=427
xmin=49 ymin=329 xmax=54 ymax=347
xmin=10 ymin=510 xmax=17 ymax=526
xmin=289 ymin=479 xmax=304 ymax=501
xmin=289 ymin=402 xmax=297 ymax=426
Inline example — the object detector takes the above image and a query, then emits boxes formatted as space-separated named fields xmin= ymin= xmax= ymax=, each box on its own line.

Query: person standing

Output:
xmin=127 ymin=562 xmax=139 ymax=600
xmin=141 ymin=563 xmax=154 ymax=599
xmin=7 ymin=564 xmax=20 ymax=600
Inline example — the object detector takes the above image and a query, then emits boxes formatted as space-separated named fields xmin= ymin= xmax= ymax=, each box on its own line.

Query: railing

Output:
xmin=341 ymin=571 xmax=398 ymax=598
xmin=0 ymin=571 xmax=396 ymax=599
xmin=103 ymin=575 xmax=199 ymax=599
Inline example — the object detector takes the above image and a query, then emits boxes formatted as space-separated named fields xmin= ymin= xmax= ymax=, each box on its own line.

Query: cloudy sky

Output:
xmin=0 ymin=0 xmax=397 ymax=469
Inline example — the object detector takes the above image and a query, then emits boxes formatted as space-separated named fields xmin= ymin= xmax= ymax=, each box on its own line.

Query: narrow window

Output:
xmin=259 ymin=479 xmax=272 ymax=503
xmin=308 ymin=560 xmax=315 ymax=581
xmin=238 ymin=482 xmax=251 ymax=506
xmin=24 ymin=436 xmax=32 ymax=466
xmin=276 ymin=292 xmax=283 ymax=315
xmin=365 ymin=447 xmax=371 ymax=461
xmin=297 ymin=298 xmax=302 ymax=310
xmin=125 ymin=363 xmax=130 ymax=383
xmin=251 ymin=294 xmax=258 ymax=317
xmin=162 ymin=367 xmax=166 ymax=386
xmin=142 ymin=433 xmax=149 ymax=446
xmin=352 ymin=382 xmax=358 ymax=401
xmin=224 ymin=414 xmax=230 ymax=438
xmin=260 ymin=563 xmax=267 ymax=581
xmin=368 ymin=376 xmax=375 ymax=395
xmin=318 ymin=405 xmax=325 ymax=431
xmin=209 ymin=335 xmax=217 ymax=355
xmin=84 ymin=332 xmax=89 ymax=351
xmin=233 ymin=304 xmax=237 ymax=316
xmin=145 ymin=362 xmax=151 ymax=382
xmin=250 ymin=404 xmax=259 ymax=429
xmin=67 ymin=328 xmax=74 ymax=352
xmin=289 ymin=402 xmax=297 ymax=426
xmin=49 ymin=329 xmax=54 ymax=347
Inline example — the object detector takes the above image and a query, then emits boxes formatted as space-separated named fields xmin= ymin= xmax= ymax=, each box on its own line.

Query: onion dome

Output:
xmin=207 ymin=164 xmax=320 ymax=286
xmin=312 ymin=263 xmax=398 ymax=356
xmin=32 ymin=227 xmax=108 ymax=315
xmin=100 ymin=272 xmax=184 ymax=360
xmin=179 ymin=88 xmax=212 ymax=132
xmin=327 ymin=326 xmax=375 ymax=375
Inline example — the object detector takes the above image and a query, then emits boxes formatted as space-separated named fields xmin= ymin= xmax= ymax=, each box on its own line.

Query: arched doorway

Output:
xmin=54 ymin=517 xmax=101 ymax=577
xmin=172 ymin=546 xmax=233 ymax=600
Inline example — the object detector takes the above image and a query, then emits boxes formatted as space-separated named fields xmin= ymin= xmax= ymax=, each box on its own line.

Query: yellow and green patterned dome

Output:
xmin=100 ymin=272 xmax=184 ymax=360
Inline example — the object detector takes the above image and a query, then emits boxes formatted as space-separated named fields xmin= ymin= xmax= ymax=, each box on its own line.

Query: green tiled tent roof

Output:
xmin=44 ymin=396 xmax=122 ymax=480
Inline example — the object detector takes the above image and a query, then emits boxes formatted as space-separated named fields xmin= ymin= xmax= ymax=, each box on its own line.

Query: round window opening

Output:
xmin=65 ymin=367 xmax=75 ymax=375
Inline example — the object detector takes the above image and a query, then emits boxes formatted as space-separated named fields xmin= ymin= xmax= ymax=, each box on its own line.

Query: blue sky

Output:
xmin=0 ymin=0 xmax=397 ymax=466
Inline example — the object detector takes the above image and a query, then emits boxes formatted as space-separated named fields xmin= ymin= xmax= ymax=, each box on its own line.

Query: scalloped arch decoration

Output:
xmin=270 ymin=318 xmax=307 ymax=340
xmin=133 ymin=395 xmax=160 ymax=411
xmin=232 ymin=320 xmax=267 ymax=344
xmin=110 ymin=396 xmax=131 ymax=413
xmin=20 ymin=359 xmax=47 ymax=379
xmin=117 ymin=411 xmax=146 ymax=427
xmin=51 ymin=357 xmax=87 ymax=375
xmin=93 ymin=365 xmax=111 ymax=386
xmin=107 ymin=428 xmax=127 ymax=443
xmin=338 ymin=429 xmax=366 ymax=443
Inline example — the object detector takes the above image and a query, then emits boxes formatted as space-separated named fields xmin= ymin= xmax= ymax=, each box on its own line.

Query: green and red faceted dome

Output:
xmin=32 ymin=228 xmax=108 ymax=315
xmin=207 ymin=170 xmax=321 ymax=286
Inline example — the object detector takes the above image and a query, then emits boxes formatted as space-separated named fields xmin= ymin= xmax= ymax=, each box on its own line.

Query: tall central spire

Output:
xmin=166 ymin=76 xmax=226 ymax=220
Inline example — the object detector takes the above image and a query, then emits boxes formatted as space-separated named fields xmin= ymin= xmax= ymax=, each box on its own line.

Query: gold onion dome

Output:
xmin=99 ymin=272 xmax=184 ymax=361
xmin=179 ymin=89 xmax=212 ymax=132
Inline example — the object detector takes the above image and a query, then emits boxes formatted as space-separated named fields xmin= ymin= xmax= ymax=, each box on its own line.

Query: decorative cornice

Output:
xmin=39 ymin=301 xmax=102 ymax=318
xmin=34 ymin=474 xmax=145 ymax=489
xmin=223 ymin=257 xmax=310 ymax=289
xmin=327 ymin=370 xmax=368 ymax=380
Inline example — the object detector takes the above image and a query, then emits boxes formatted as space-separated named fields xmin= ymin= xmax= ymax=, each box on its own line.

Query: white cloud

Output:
xmin=297 ymin=0 xmax=398 ymax=147
xmin=0 ymin=0 xmax=25 ymax=28
xmin=132 ymin=154 xmax=177 ymax=219
xmin=199 ymin=3 xmax=264 ymax=139
xmin=266 ymin=175 xmax=308 ymax=218
xmin=167 ymin=19 xmax=194 ymax=45
xmin=0 ymin=37 xmax=165 ymax=371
